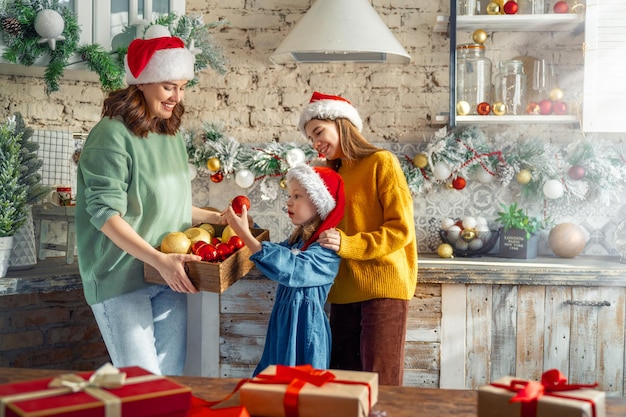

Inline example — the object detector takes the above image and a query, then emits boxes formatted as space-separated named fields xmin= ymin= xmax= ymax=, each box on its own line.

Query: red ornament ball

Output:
xmin=553 ymin=101 xmax=568 ymax=115
xmin=477 ymin=102 xmax=491 ymax=115
xmin=452 ymin=176 xmax=467 ymax=190
xmin=568 ymin=165 xmax=586 ymax=180
xmin=231 ymin=195 xmax=251 ymax=215
xmin=503 ymin=1 xmax=518 ymax=14
xmin=210 ymin=171 xmax=224 ymax=183
xmin=539 ymin=99 xmax=553 ymax=115
xmin=553 ymin=0 xmax=569 ymax=13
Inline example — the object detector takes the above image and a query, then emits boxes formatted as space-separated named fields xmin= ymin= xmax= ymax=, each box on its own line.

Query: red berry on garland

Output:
xmin=503 ymin=1 xmax=518 ymax=14
xmin=477 ymin=102 xmax=491 ymax=115
xmin=568 ymin=165 xmax=586 ymax=180
xmin=553 ymin=0 xmax=569 ymax=13
xmin=452 ymin=176 xmax=467 ymax=190
xmin=210 ymin=171 xmax=224 ymax=183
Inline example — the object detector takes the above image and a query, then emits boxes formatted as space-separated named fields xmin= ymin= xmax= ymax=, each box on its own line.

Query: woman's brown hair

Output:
xmin=325 ymin=118 xmax=380 ymax=171
xmin=102 ymin=85 xmax=184 ymax=137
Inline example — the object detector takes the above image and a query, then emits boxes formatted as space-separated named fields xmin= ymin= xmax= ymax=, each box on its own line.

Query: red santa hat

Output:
xmin=125 ymin=25 xmax=195 ymax=85
xmin=298 ymin=91 xmax=363 ymax=137
xmin=286 ymin=164 xmax=345 ymax=251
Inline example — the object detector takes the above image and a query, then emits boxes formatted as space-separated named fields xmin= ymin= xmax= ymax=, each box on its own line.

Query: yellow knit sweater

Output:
xmin=328 ymin=150 xmax=418 ymax=304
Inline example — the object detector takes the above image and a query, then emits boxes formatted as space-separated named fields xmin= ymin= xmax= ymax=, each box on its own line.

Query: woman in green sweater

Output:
xmin=76 ymin=26 xmax=221 ymax=376
xmin=298 ymin=92 xmax=418 ymax=386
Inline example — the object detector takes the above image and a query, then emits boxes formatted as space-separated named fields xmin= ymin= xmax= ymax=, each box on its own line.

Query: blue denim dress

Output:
xmin=250 ymin=240 xmax=340 ymax=376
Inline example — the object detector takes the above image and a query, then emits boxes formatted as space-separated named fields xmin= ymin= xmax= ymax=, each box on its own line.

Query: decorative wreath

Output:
xmin=0 ymin=0 xmax=228 ymax=94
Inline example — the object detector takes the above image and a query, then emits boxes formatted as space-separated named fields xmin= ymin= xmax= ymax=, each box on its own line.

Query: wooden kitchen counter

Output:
xmin=1 ymin=367 xmax=624 ymax=416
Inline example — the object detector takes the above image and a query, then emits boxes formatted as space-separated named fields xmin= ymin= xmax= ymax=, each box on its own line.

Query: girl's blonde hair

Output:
xmin=288 ymin=215 xmax=322 ymax=247
xmin=325 ymin=118 xmax=380 ymax=171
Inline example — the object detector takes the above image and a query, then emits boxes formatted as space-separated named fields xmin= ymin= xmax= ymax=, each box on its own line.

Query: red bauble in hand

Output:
xmin=231 ymin=195 xmax=251 ymax=215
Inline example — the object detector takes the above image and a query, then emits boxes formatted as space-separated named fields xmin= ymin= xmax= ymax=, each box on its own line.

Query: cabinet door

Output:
xmin=582 ymin=0 xmax=626 ymax=132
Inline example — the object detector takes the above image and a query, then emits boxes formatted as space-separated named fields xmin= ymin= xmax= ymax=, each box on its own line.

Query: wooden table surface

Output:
xmin=1 ymin=367 xmax=625 ymax=416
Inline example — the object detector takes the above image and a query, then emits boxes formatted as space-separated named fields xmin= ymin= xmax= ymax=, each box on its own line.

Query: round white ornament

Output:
xmin=34 ymin=9 xmax=66 ymax=50
xmin=433 ymin=162 xmax=451 ymax=181
xmin=543 ymin=179 xmax=564 ymax=199
xmin=235 ymin=169 xmax=255 ymax=188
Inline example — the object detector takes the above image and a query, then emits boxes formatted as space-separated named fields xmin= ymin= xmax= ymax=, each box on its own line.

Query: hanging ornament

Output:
xmin=188 ymin=163 xmax=197 ymax=181
xmin=433 ymin=161 xmax=452 ymax=181
xmin=475 ymin=168 xmax=495 ymax=183
xmin=472 ymin=29 xmax=488 ymax=44
xmin=210 ymin=171 xmax=224 ymax=183
xmin=568 ymin=165 xmax=586 ymax=180
xmin=280 ymin=177 xmax=288 ymax=189
xmin=235 ymin=169 xmax=255 ymax=188
xmin=543 ymin=179 xmax=564 ymax=199
xmin=34 ymin=9 xmax=66 ymax=50
xmin=413 ymin=153 xmax=429 ymax=169
xmin=452 ymin=176 xmax=467 ymax=190
xmin=285 ymin=148 xmax=306 ymax=167
xmin=206 ymin=157 xmax=221 ymax=172
xmin=516 ymin=169 xmax=532 ymax=184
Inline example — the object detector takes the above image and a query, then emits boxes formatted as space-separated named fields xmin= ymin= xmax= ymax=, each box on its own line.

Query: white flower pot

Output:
xmin=0 ymin=236 xmax=15 ymax=278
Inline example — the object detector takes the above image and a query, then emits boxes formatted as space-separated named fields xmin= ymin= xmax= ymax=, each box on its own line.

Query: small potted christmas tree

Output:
xmin=0 ymin=116 xmax=28 ymax=276
xmin=496 ymin=203 xmax=546 ymax=259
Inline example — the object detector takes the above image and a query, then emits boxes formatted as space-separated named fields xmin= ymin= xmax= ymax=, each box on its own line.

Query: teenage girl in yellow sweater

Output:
xmin=298 ymin=92 xmax=418 ymax=386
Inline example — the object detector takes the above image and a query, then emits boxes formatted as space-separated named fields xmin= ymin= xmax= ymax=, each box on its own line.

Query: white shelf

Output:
xmin=434 ymin=14 xmax=584 ymax=33
xmin=456 ymin=115 xmax=579 ymax=124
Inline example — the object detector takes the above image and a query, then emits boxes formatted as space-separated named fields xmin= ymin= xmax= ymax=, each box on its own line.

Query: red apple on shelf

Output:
xmin=228 ymin=235 xmax=245 ymax=251
xmin=231 ymin=195 xmax=251 ymax=215
xmin=216 ymin=242 xmax=233 ymax=261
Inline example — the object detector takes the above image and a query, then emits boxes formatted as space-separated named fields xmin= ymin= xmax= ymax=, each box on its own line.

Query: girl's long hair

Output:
xmin=288 ymin=215 xmax=322 ymax=247
xmin=102 ymin=86 xmax=184 ymax=137
xmin=325 ymin=118 xmax=380 ymax=171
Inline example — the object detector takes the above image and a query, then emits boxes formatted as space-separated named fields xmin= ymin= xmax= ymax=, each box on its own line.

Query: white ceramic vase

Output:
xmin=0 ymin=236 xmax=15 ymax=278
xmin=8 ymin=205 xmax=37 ymax=271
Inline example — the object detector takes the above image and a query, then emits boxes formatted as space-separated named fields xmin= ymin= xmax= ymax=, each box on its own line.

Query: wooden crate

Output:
xmin=144 ymin=225 xmax=269 ymax=293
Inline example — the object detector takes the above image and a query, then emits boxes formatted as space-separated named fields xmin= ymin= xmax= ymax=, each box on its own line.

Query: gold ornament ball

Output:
xmin=437 ymin=243 xmax=454 ymax=258
xmin=461 ymin=228 xmax=477 ymax=242
xmin=486 ymin=2 xmax=501 ymax=14
xmin=413 ymin=153 xmax=429 ymax=169
xmin=456 ymin=101 xmax=471 ymax=116
xmin=516 ymin=168 xmax=532 ymax=185
xmin=280 ymin=178 xmax=288 ymax=189
xmin=492 ymin=102 xmax=506 ymax=116
xmin=549 ymin=87 xmax=564 ymax=102
xmin=472 ymin=29 xmax=488 ymax=44
xmin=206 ymin=157 xmax=221 ymax=172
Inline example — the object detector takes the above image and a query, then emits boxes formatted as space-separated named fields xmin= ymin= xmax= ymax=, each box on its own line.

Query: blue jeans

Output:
xmin=90 ymin=285 xmax=187 ymax=376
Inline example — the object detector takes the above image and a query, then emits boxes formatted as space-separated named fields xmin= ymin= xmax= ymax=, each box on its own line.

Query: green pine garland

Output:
xmin=0 ymin=2 xmax=228 ymax=93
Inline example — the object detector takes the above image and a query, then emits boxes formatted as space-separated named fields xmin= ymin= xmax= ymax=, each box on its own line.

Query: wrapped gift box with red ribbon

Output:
xmin=239 ymin=365 xmax=378 ymax=417
xmin=0 ymin=364 xmax=191 ymax=417
xmin=478 ymin=369 xmax=606 ymax=417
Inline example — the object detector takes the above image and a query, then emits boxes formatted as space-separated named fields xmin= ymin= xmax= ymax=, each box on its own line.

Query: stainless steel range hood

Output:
xmin=269 ymin=0 xmax=411 ymax=64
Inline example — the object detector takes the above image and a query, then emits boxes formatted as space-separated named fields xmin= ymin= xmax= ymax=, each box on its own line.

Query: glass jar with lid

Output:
xmin=456 ymin=43 xmax=492 ymax=116
xmin=494 ymin=59 xmax=527 ymax=115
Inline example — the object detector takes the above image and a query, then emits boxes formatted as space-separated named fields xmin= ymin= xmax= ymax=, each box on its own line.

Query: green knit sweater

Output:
xmin=329 ymin=150 xmax=418 ymax=304
xmin=76 ymin=116 xmax=192 ymax=305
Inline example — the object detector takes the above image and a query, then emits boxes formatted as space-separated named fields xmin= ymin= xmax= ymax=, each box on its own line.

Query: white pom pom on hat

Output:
xmin=124 ymin=25 xmax=195 ymax=85
xmin=298 ymin=91 xmax=363 ymax=137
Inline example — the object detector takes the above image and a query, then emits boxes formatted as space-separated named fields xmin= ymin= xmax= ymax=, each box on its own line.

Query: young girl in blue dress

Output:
xmin=222 ymin=164 xmax=345 ymax=375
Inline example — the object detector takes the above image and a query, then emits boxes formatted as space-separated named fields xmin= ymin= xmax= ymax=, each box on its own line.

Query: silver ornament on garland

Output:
xmin=34 ymin=9 xmax=65 ymax=50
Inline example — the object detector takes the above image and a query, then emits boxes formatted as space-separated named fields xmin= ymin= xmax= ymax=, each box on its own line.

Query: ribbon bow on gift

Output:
xmin=492 ymin=369 xmax=599 ymax=417
xmin=49 ymin=363 xmax=127 ymax=392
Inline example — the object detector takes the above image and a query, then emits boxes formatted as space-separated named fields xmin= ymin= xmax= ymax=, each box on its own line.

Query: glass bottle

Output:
xmin=456 ymin=43 xmax=492 ymax=116
xmin=494 ymin=60 xmax=527 ymax=116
